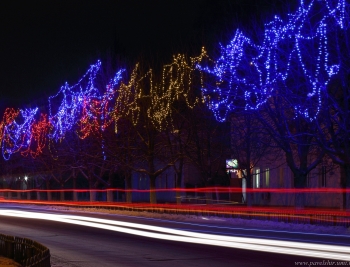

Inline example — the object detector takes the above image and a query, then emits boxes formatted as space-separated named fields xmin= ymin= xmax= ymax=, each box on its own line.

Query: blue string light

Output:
xmin=2 ymin=108 xmax=38 ymax=160
xmin=48 ymin=61 xmax=124 ymax=142
xmin=197 ymin=0 xmax=346 ymax=121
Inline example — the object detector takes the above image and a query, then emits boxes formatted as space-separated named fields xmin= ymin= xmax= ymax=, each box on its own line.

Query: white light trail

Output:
xmin=0 ymin=209 xmax=349 ymax=261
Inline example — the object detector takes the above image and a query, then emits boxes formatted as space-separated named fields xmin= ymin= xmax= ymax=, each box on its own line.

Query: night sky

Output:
xmin=0 ymin=0 xmax=295 ymax=109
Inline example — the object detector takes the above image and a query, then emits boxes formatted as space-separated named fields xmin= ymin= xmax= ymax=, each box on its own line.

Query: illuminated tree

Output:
xmin=110 ymin=55 xmax=202 ymax=204
xmin=258 ymin=95 xmax=324 ymax=208
xmin=315 ymin=18 xmax=350 ymax=210
xmin=197 ymin=0 xmax=345 ymax=120
xmin=257 ymin=0 xmax=347 ymax=208
xmin=130 ymin=92 xmax=174 ymax=205
xmin=197 ymin=0 xmax=347 ymax=208
xmin=184 ymin=101 xmax=230 ymax=203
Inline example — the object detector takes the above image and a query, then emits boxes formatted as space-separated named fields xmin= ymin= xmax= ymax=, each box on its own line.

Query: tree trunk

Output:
xmin=36 ymin=187 xmax=41 ymax=200
xmin=215 ymin=185 xmax=220 ymax=202
xmin=107 ymin=189 xmax=113 ymax=202
xmin=150 ymin=175 xmax=157 ymax=204
xmin=175 ymin=171 xmax=182 ymax=205
xmin=26 ymin=180 xmax=31 ymax=200
xmin=294 ymin=173 xmax=306 ymax=210
xmin=45 ymin=180 xmax=52 ymax=201
xmin=60 ymin=184 xmax=64 ymax=201
xmin=246 ymin=171 xmax=253 ymax=207
xmin=125 ymin=173 xmax=132 ymax=203
xmin=89 ymin=180 xmax=96 ymax=202
xmin=16 ymin=181 xmax=21 ymax=200
xmin=4 ymin=182 xmax=10 ymax=199
xmin=205 ymin=174 xmax=212 ymax=204
xmin=205 ymin=192 xmax=212 ymax=204
xmin=341 ymin=165 xmax=350 ymax=210
xmin=107 ymin=172 xmax=113 ymax=202
xmin=73 ymin=176 xmax=78 ymax=202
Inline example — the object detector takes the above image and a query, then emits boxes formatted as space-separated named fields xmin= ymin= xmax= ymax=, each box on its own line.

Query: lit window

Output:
xmin=265 ymin=168 xmax=270 ymax=188
xmin=253 ymin=168 xmax=260 ymax=189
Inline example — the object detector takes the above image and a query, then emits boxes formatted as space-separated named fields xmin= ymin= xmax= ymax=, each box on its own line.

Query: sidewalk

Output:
xmin=0 ymin=257 xmax=21 ymax=267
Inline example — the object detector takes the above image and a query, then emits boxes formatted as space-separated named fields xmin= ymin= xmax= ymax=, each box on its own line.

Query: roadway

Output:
xmin=0 ymin=203 xmax=349 ymax=267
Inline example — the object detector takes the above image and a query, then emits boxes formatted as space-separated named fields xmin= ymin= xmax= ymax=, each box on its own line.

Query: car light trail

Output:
xmin=0 ymin=209 xmax=349 ymax=261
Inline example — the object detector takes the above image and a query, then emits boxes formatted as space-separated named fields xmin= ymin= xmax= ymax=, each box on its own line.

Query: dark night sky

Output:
xmin=0 ymin=0 xmax=295 ymax=109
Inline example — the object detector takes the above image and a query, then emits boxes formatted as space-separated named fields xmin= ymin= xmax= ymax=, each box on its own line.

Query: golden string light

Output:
xmin=113 ymin=53 xmax=203 ymax=132
xmin=0 ymin=50 xmax=209 ymax=159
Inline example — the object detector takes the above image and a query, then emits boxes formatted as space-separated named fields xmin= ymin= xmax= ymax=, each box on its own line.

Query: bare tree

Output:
xmin=184 ymin=102 xmax=230 ymax=203
xmin=229 ymin=111 xmax=279 ymax=206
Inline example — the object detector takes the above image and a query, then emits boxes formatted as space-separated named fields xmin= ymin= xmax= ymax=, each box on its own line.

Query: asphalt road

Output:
xmin=0 ymin=204 xmax=349 ymax=267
